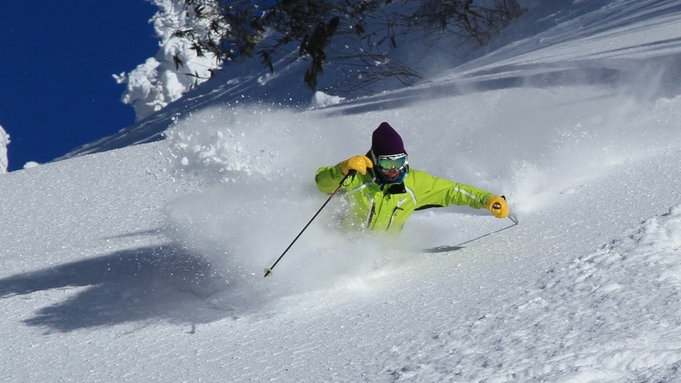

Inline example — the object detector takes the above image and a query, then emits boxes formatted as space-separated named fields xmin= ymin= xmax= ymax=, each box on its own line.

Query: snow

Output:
xmin=3 ymin=0 xmax=681 ymax=381
xmin=312 ymin=91 xmax=346 ymax=108
xmin=23 ymin=161 xmax=40 ymax=169
xmin=0 ymin=123 xmax=8 ymax=173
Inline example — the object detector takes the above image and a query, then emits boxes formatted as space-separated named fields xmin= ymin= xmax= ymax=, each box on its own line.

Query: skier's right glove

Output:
xmin=340 ymin=155 xmax=373 ymax=175
xmin=485 ymin=195 xmax=509 ymax=219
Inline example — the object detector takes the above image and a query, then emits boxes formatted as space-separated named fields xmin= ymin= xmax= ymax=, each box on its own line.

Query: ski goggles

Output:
xmin=375 ymin=153 xmax=408 ymax=170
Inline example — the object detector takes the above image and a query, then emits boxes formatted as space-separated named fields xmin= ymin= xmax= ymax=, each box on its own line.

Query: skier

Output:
xmin=315 ymin=122 xmax=510 ymax=235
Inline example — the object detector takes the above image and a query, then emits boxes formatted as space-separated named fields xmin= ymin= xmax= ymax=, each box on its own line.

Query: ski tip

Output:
xmin=508 ymin=215 xmax=519 ymax=225
xmin=263 ymin=268 xmax=273 ymax=278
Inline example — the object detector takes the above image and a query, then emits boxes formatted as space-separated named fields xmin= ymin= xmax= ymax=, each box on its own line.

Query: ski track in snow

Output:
xmin=1 ymin=0 xmax=681 ymax=382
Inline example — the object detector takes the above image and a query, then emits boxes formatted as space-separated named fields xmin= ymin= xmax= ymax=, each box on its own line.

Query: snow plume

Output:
xmin=157 ymin=58 xmax=681 ymax=302
xmin=0 ymin=124 xmax=9 ymax=173
xmin=423 ymin=82 xmax=681 ymax=218
xmin=163 ymin=106 xmax=390 ymax=304
xmin=114 ymin=0 xmax=225 ymax=121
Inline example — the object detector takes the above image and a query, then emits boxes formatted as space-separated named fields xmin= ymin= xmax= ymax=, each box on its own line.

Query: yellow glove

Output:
xmin=340 ymin=155 xmax=373 ymax=175
xmin=485 ymin=195 xmax=509 ymax=219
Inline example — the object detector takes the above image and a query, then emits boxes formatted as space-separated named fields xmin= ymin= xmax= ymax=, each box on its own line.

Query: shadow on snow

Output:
xmin=0 ymin=245 xmax=241 ymax=333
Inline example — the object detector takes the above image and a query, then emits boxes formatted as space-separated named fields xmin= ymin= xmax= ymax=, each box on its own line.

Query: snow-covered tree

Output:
xmin=116 ymin=0 xmax=523 ymax=120
xmin=114 ymin=0 xmax=226 ymax=121
xmin=0 ymin=124 xmax=9 ymax=173
xmin=175 ymin=0 xmax=524 ymax=90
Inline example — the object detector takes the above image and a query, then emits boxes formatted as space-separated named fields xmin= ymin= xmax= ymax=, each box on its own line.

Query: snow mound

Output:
xmin=311 ymin=91 xmax=345 ymax=108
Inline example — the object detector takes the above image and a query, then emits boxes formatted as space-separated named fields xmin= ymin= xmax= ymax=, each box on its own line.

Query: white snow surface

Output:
xmin=3 ymin=0 xmax=681 ymax=381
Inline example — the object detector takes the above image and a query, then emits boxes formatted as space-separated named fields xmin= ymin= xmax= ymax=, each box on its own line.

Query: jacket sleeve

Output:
xmin=412 ymin=170 xmax=492 ymax=210
xmin=315 ymin=163 xmax=347 ymax=193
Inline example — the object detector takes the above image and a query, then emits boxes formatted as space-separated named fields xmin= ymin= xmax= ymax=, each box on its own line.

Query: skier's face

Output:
xmin=374 ymin=153 xmax=408 ymax=182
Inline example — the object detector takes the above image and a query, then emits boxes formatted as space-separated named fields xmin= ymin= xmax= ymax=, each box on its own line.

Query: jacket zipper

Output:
xmin=386 ymin=199 xmax=406 ymax=231
xmin=386 ymin=207 xmax=401 ymax=231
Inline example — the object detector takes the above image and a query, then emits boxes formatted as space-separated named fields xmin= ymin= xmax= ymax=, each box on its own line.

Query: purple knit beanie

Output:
xmin=371 ymin=122 xmax=405 ymax=155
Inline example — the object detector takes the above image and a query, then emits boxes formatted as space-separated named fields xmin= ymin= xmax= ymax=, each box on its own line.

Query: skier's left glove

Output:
xmin=340 ymin=155 xmax=373 ymax=175
xmin=485 ymin=195 xmax=509 ymax=219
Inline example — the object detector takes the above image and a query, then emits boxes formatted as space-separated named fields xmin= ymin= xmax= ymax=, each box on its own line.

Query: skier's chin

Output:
xmin=381 ymin=170 xmax=401 ymax=183
xmin=383 ymin=170 xmax=399 ymax=178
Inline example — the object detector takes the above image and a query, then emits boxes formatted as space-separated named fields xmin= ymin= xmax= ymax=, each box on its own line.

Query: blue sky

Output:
xmin=0 ymin=1 xmax=159 ymax=171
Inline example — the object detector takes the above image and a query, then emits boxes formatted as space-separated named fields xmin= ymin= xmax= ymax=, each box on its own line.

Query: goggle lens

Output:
xmin=377 ymin=154 xmax=407 ymax=170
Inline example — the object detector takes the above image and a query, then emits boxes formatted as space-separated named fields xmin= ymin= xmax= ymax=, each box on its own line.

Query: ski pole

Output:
xmin=425 ymin=215 xmax=519 ymax=253
xmin=264 ymin=170 xmax=356 ymax=277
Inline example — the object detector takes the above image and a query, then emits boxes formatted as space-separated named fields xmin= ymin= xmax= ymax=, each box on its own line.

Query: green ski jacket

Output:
xmin=315 ymin=163 xmax=494 ymax=235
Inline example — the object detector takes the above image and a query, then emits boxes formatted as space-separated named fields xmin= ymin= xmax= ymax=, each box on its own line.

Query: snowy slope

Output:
xmin=2 ymin=1 xmax=681 ymax=382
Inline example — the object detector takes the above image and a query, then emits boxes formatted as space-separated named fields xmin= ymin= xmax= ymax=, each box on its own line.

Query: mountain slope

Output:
xmin=1 ymin=0 xmax=681 ymax=382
